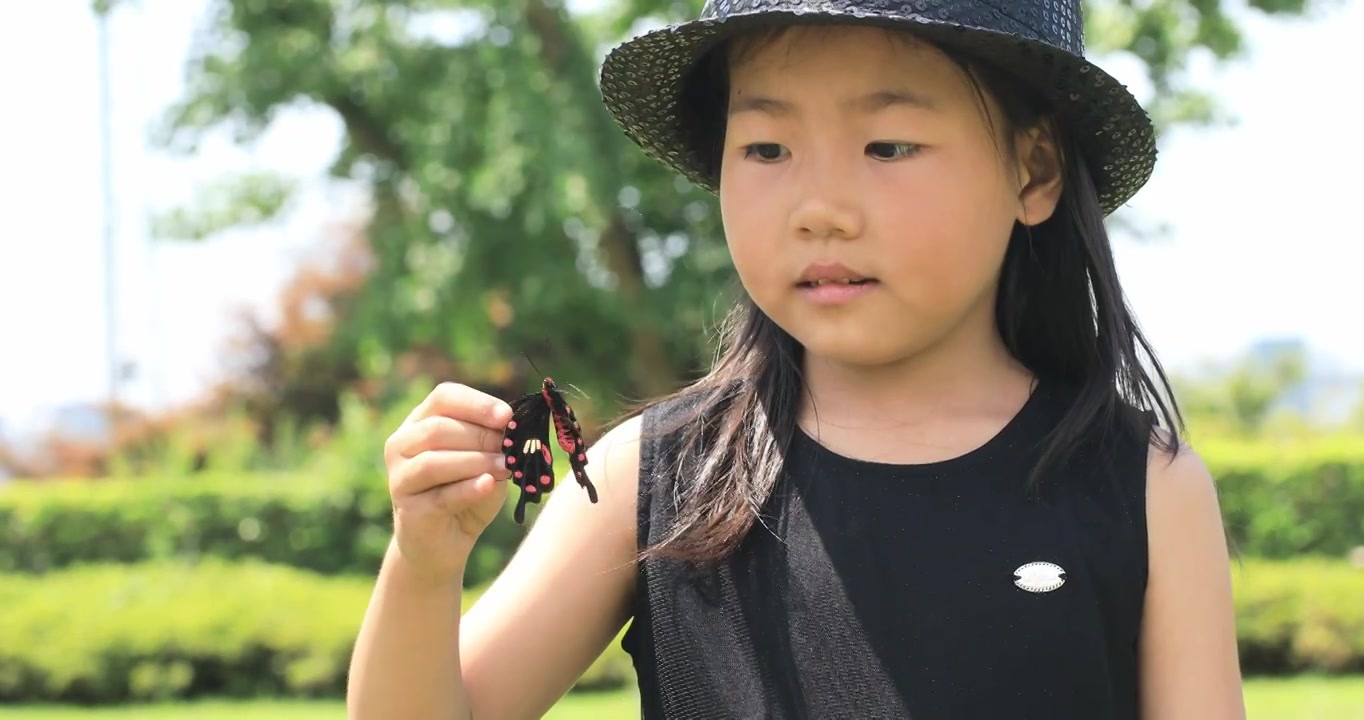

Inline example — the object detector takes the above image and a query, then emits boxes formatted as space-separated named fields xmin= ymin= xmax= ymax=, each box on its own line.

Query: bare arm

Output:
xmin=1138 ymin=438 xmax=1247 ymax=720
xmin=460 ymin=414 xmax=642 ymax=718
xmin=347 ymin=540 xmax=471 ymax=719
xmin=347 ymin=414 xmax=643 ymax=720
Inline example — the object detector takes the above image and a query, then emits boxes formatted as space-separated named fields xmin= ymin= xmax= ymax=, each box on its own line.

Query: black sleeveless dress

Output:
xmin=620 ymin=382 xmax=1152 ymax=719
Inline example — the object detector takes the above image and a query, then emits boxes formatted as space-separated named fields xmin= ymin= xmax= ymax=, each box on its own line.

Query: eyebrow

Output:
xmin=728 ymin=89 xmax=937 ymax=116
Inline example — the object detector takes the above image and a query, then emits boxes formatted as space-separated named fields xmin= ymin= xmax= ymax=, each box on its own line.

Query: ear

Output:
xmin=1013 ymin=121 xmax=1064 ymax=226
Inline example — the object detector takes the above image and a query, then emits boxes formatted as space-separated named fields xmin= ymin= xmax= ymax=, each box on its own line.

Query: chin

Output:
xmin=807 ymin=344 xmax=920 ymax=369
xmin=789 ymin=326 xmax=927 ymax=369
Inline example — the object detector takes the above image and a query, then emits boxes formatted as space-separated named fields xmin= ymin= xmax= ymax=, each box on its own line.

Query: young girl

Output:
xmin=347 ymin=2 xmax=1247 ymax=718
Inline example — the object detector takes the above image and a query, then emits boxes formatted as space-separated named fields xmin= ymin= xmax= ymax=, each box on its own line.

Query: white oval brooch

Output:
xmin=1013 ymin=561 xmax=1067 ymax=593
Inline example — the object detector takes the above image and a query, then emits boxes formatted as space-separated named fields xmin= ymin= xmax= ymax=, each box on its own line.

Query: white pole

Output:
xmin=96 ymin=5 xmax=118 ymax=426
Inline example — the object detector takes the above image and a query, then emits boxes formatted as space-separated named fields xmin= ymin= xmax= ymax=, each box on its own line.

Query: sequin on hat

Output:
xmin=599 ymin=0 xmax=1156 ymax=216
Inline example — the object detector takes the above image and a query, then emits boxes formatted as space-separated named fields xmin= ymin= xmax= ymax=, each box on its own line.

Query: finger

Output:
xmin=407 ymin=382 xmax=513 ymax=429
xmin=431 ymin=473 xmax=506 ymax=513
xmin=392 ymin=415 xmax=505 ymax=459
xmin=392 ymin=451 xmax=507 ymax=498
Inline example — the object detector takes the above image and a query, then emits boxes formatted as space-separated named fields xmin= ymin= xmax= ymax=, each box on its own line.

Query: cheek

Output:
xmin=719 ymin=180 xmax=785 ymax=283
xmin=871 ymin=158 xmax=1015 ymax=299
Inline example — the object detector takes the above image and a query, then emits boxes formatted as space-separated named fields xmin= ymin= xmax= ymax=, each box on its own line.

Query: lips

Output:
xmin=796 ymin=278 xmax=876 ymax=288
xmin=793 ymin=262 xmax=880 ymax=306
xmin=795 ymin=262 xmax=877 ymax=288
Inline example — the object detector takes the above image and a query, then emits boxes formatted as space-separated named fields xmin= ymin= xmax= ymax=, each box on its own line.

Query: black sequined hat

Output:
xmin=599 ymin=0 xmax=1156 ymax=215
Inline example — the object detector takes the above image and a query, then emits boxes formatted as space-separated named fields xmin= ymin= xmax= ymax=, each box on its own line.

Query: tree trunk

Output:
xmin=525 ymin=0 xmax=681 ymax=399
xmin=598 ymin=212 xmax=680 ymax=398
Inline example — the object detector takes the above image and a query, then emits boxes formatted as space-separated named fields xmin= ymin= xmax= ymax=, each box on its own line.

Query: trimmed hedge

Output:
xmin=0 ymin=435 xmax=1359 ymax=582
xmin=0 ymin=473 xmax=387 ymax=575
xmin=1200 ymin=435 xmax=1364 ymax=559
xmin=0 ymin=557 xmax=1359 ymax=704
xmin=0 ymin=559 xmax=368 ymax=703
xmin=0 ymin=559 xmax=635 ymax=704
xmin=0 ymin=469 xmax=539 ymax=588
xmin=1233 ymin=557 xmax=1364 ymax=674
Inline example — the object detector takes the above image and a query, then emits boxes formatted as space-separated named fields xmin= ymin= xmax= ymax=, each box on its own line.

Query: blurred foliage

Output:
xmin=0 ymin=386 xmax=548 ymax=587
xmin=14 ymin=11 xmax=1356 ymax=705
xmin=149 ymin=171 xmax=298 ymax=242
xmin=4 ymin=422 xmax=1359 ymax=582
xmin=153 ymin=0 xmax=735 ymax=429
xmin=1200 ymin=433 xmax=1364 ymax=559
xmin=131 ymin=0 xmax=1326 ymax=443
xmin=1232 ymin=558 xmax=1364 ymax=675
xmin=0 ymin=559 xmax=366 ymax=704
xmin=1081 ymin=0 xmax=1326 ymax=127
xmin=0 ymin=556 xmax=1358 ymax=704
xmin=1173 ymin=343 xmax=1318 ymax=437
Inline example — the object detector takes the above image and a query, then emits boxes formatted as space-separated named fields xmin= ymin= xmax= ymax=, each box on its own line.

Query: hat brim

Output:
xmin=600 ymin=10 xmax=1156 ymax=216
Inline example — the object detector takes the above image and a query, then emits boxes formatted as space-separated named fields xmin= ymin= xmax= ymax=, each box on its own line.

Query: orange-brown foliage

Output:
xmin=1 ymin=222 xmax=375 ymax=480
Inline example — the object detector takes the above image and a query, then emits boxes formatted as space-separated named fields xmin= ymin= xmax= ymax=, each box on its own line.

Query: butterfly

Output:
xmin=502 ymin=376 xmax=599 ymax=524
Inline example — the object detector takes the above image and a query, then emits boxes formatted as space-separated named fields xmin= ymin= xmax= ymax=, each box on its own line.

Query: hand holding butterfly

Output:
xmin=383 ymin=381 xmax=513 ymax=587
xmin=350 ymin=379 xmax=642 ymax=720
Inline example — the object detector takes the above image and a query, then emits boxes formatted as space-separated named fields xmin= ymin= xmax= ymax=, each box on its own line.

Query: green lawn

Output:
xmin=4 ymin=687 xmax=640 ymax=720
xmin=1243 ymin=675 xmax=1364 ymax=719
xmin=8 ymin=677 xmax=1362 ymax=719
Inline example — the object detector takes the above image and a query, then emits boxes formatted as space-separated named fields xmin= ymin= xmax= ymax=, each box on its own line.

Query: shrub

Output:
xmin=1233 ymin=557 xmax=1364 ymax=674
xmin=0 ymin=434 xmax=1358 ymax=583
xmin=0 ymin=468 xmax=542 ymax=588
xmin=0 ymin=559 xmax=371 ymax=703
xmin=0 ymin=558 xmax=636 ymax=704
xmin=0 ymin=557 xmax=1359 ymax=704
xmin=1200 ymin=434 xmax=1364 ymax=558
xmin=0 ymin=472 xmax=391 ymax=577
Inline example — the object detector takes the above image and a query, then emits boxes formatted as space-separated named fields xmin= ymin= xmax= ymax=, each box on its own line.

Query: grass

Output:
xmin=7 ymin=677 xmax=1361 ymax=719
xmin=4 ymin=687 xmax=641 ymax=720
xmin=1243 ymin=675 xmax=1364 ymax=719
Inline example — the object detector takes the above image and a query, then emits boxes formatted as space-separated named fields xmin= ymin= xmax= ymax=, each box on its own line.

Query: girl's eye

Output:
xmin=742 ymin=143 xmax=787 ymax=162
xmin=867 ymin=142 xmax=921 ymax=161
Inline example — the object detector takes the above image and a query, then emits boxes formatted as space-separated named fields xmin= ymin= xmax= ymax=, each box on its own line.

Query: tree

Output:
xmin=1173 ymin=343 xmax=1311 ymax=435
xmin=136 ymin=0 xmax=1326 ymax=431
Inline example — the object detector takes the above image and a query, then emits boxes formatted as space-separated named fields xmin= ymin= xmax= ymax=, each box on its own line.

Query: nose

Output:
xmin=788 ymin=166 xmax=864 ymax=240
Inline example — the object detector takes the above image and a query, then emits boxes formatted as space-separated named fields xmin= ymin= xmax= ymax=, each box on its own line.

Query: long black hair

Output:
xmin=625 ymin=27 xmax=1184 ymax=565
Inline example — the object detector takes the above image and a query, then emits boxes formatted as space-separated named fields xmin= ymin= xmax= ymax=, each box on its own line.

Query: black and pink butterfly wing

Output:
xmin=501 ymin=376 xmax=600 ymax=525
xmin=544 ymin=382 xmax=598 ymax=503
xmin=503 ymin=391 xmax=557 ymax=524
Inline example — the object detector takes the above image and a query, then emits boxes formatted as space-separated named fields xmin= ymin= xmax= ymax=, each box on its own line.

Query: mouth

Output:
xmin=794 ymin=273 xmax=880 ymax=305
xmin=795 ymin=262 xmax=876 ymax=289
xmin=796 ymin=278 xmax=877 ymax=288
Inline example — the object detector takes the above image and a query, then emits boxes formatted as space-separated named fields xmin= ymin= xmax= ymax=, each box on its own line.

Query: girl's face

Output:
xmin=718 ymin=25 xmax=1062 ymax=369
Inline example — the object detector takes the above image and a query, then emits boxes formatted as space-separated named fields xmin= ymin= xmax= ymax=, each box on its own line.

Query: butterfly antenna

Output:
xmin=566 ymin=383 xmax=591 ymax=400
xmin=521 ymin=352 xmax=546 ymax=380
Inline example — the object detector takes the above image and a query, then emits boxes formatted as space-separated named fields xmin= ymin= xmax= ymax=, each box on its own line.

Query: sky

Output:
xmin=1 ymin=0 xmax=1361 ymax=435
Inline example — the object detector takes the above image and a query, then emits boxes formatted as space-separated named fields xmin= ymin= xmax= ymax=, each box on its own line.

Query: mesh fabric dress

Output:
xmin=620 ymin=382 xmax=1151 ymax=719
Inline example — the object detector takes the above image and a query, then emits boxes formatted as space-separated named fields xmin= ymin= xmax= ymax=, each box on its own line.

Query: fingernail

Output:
xmin=495 ymin=454 xmax=507 ymax=469
xmin=492 ymin=401 xmax=510 ymax=420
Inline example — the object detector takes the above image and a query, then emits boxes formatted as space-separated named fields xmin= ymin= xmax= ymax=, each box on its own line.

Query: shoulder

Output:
xmin=1142 ymin=425 xmax=1229 ymax=579
xmin=592 ymin=390 xmax=696 ymax=479
xmin=633 ymin=386 xmax=722 ymax=473
xmin=1143 ymin=428 xmax=1223 ymax=546
xmin=596 ymin=411 xmax=645 ymax=479
xmin=474 ymin=415 xmax=643 ymax=580
xmin=455 ymin=408 xmax=649 ymax=718
xmin=573 ymin=389 xmax=700 ymax=528
xmin=577 ymin=411 xmax=645 ymax=528
xmin=1138 ymin=428 xmax=1247 ymax=717
xmin=617 ymin=387 xmax=728 ymax=539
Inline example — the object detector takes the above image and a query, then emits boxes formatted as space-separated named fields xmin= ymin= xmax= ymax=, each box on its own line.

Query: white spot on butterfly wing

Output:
xmin=1013 ymin=561 xmax=1067 ymax=593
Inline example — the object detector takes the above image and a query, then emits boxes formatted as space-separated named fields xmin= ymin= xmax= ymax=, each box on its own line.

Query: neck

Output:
xmin=797 ymin=316 xmax=1035 ymax=433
